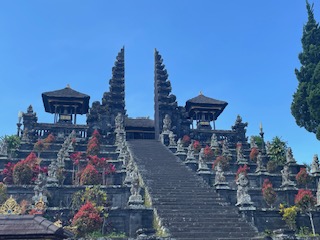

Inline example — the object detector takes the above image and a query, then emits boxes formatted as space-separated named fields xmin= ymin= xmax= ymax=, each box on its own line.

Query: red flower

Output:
xmin=182 ymin=135 xmax=191 ymax=147
xmin=204 ymin=145 xmax=214 ymax=160
xmin=236 ymin=164 xmax=250 ymax=179
xmin=296 ymin=168 xmax=312 ymax=187
xmin=295 ymin=189 xmax=316 ymax=212
xmin=193 ymin=140 xmax=201 ymax=153
xmin=262 ymin=178 xmax=277 ymax=207
xmin=80 ymin=164 xmax=102 ymax=185
xmin=249 ymin=147 xmax=259 ymax=161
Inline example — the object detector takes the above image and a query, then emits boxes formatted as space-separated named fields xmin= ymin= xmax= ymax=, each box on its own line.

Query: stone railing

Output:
xmin=190 ymin=129 xmax=238 ymax=145
xmin=33 ymin=123 xmax=88 ymax=139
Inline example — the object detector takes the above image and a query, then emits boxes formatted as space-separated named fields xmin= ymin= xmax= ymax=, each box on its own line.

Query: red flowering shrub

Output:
xmin=87 ymin=136 xmax=100 ymax=156
xmin=33 ymin=140 xmax=45 ymax=153
xmin=295 ymin=189 xmax=316 ymax=211
xmin=2 ymin=162 xmax=15 ymax=184
xmin=296 ymin=168 xmax=312 ymax=187
xmin=236 ymin=164 xmax=250 ymax=180
xmin=193 ymin=140 xmax=201 ymax=153
xmin=13 ymin=161 xmax=33 ymax=185
xmin=80 ymin=164 xmax=102 ymax=185
xmin=43 ymin=133 xmax=55 ymax=144
xmin=12 ymin=152 xmax=46 ymax=185
xmin=70 ymin=152 xmax=83 ymax=166
xmin=262 ymin=179 xmax=277 ymax=207
xmin=204 ymin=145 xmax=214 ymax=161
xmin=182 ymin=135 xmax=191 ymax=147
xmin=249 ymin=147 xmax=259 ymax=162
xmin=236 ymin=142 xmax=242 ymax=149
xmin=212 ymin=155 xmax=229 ymax=170
xmin=92 ymin=129 xmax=101 ymax=139
xmin=72 ymin=201 xmax=103 ymax=236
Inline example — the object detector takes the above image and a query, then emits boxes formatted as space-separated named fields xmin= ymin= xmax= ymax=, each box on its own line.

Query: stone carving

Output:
xmin=197 ymin=148 xmax=210 ymax=172
xmin=169 ymin=131 xmax=176 ymax=147
xmin=214 ymin=162 xmax=226 ymax=184
xmin=250 ymin=136 xmax=258 ymax=149
xmin=128 ymin=168 xmax=144 ymax=207
xmin=115 ymin=112 xmax=124 ymax=131
xmin=286 ymin=147 xmax=296 ymax=164
xmin=311 ymin=154 xmax=320 ymax=174
xmin=222 ymin=139 xmax=231 ymax=158
xmin=255 ymin=152 xmax=266 ymax=173
xmin=236 ymin=173 xmax=253 ymax=206
xmin=47 ymin=158 xmax=59 ymax=186
xmin=210 ymin=133 xmax=219 ymax=151
xmin=186 ymin=142 xmax=195 ymax=161
xmin=176 ymin=138 xmax=184 ymax=153
xmin=236 ymin=142 xmax=247 ymax=164
xmin=162 ymin=114 xmax=171 ymax=133
xmin=265 ymin=141 xmax=271 ymax=155
xmin=33 ymin=173 xmax=48 ymax=204
xmin=124 ymin=159 xmax=134 ymax=185
xmin=317 ymin=180 xmax=320 ymax=206
xmin=281 ymin=165 xmax=296 ymax=188
xmin=0 ymin=196 xmax=22 ymax=215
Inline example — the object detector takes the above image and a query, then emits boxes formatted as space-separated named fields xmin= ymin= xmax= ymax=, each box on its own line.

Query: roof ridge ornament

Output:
xmin=199 ymin=91 xmax=203 ymax=95
xmin=66 ymin=84 xmax=70 ymax=89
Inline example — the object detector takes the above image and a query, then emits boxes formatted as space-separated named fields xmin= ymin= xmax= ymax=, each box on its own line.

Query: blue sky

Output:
xmin=0 ymin=1 xmax=319 ymax=164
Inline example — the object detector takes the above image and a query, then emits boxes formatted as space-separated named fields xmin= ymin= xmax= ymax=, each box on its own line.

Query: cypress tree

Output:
xmin=291 ymin=1 xmax=320 ymax=139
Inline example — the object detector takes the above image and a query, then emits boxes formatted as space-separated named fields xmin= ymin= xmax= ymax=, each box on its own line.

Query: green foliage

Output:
xmin=252 ymin=135 xmax=263 ymax=149
xmin=3 ymin=135 xmax=21 ymax=157
xmin=291 ymin=2 xmax=320 ymax=140
xmin=0 ymin=182 xmax=8 ymax=204
xmin=267 ymin=136 xmax=287 ymax=165
xmin=279 ymin=204 xmax=298 ymax=231
xmin=71 ymin=186 xmax=107 ymax=212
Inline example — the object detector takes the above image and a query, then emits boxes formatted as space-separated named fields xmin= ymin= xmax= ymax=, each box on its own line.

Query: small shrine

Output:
xmin=185 ymin=92 xmax=228 ymax=130
xmin=42 ymin=85 xmax=90 ymax=124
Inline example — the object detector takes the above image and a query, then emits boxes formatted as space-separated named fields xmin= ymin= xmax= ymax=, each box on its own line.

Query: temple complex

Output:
xmin=1 ymin=48 xmax=320 ymax=239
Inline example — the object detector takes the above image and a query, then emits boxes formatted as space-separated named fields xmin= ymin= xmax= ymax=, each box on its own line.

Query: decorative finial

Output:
xmin=199 ymin=91 xmax=203 ymax=95
xmin=66 ymin=84 xmax=70 ymax=88
xmin=259 ymin=122 xmax=263 ymax=132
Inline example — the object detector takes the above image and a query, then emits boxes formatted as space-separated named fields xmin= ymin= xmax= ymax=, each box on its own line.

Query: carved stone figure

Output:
xmin=176 ymin=138 xmax=184 ymax=153
xmin=255 ymin=152 xmax=266 ymax=173
xmin=222 ymin=139 xmax=231 ymax=157
xmin=128 ymin=168 xmax=144 ymax=207
xmin=210 ymin=133 xmax=219 ymax=150
xmin=186 ymin=142 xmax=195 ymax=161
xmin=236 ymin=143 xmax=247 ymax=163
xmin=311 ymin=154 xmax=320 ymax=174
xmin=197 ymin=148 xmax=209 ymax=172
xmin=236 ymin=173 xmax=253 ymax=206
xmin=265 ymin=141 xmax=271 ymax=155
xmin=115 ymin=112 xmax=124 ymax=131
xmin=162 ymin=114 xmax=171 ymax=133
xmin=33 ymin=173 xmax=48 ymax=204
xmin=0 ymin=139 xmax=7 ymax=156
xmin=281 ymin=165 xmax=296 ymax=188
xmin=317 ymin=180 xmax=320 ymax=206
xmin=250 ymin=136 xmax=258 ymax=149
xmin=214 ymin=162 xmax=226 ymax=184
xmin=286 ymin=147 xmax=296 ymax=164
xmin=169 ymin=131 xmax=176 ymax=146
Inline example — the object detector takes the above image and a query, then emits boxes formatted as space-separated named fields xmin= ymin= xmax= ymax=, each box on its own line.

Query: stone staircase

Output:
xmin=127 ymin=139 xmax=259 ymax=240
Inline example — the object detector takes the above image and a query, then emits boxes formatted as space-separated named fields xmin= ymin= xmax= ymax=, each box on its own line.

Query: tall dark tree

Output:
xmin=291 ymin=1 xmax=320 ymax=139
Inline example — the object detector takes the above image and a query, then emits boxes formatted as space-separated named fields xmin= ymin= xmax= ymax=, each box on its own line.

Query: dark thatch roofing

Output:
xmin=125 ymin=118 xmax=155 ymax=129
xmin=42 ymin=85 xmax=90 ymax=114
xmin=42 ymin=85 xmax=89 ymax=99
xmin=186 ymin=94 xmax=227 ymax=105
xmin=0 ymin=215 xmax=73 ymax=239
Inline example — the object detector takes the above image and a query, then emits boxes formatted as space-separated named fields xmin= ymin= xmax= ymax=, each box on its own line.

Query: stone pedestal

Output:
xmin=175 ymin=152 xmax=187 ymax=161
xmin=184 ymin=160 xmax=198 ymax=172
xmin=128 ymin=195 xmax=144 ymax=209
xmin=197 ymin=171 xmax=212 ymax=185
xmin=214 ymin=182 xmax=230 ymax=190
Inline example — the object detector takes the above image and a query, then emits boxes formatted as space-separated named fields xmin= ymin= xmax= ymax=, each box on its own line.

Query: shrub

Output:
xmin=182 ymin=135 xmax=191 ymax=147
xmin=262 ymin=179 xmax=277 ymax=207
xmin=87 ymin=136 xmax=100 ymax=156
xmin=249 ymin=147 xmax=259 ymax=162
xmin=212 ymin=155 xmax=229 ymax=171
xmin=267 ymin=160 xmax=278 ymax=173
xmin=236 ymin=164 xmax=250 ymax=180
xmin=296 ymin=168 xmax=312 ymax=187
xmin=267 ymin=136 xmax=287 ymax=165
xmin=2 ymin=162 xmax=15 ymax=184
xmin=193 ymin=140 xmax=201 ymax=153
xmin=0 ymin=182 xmax=7 ymax=204
xmin=72 ymin=201 xmax=103 ymax=236
xmin=71 ymin=186 xmax=107 ymax=212
xmin=204 ymin=145 xmax=214 ymax=161
xmin=279 ymin=204 xmax=298 ymax=231
xmin=13 ymin=162 xmax=33 ymax=185
xmin=295 ymin=189 xmax=316 ymax=212
xmin=80 ymin=164 xmax=102 ymax=185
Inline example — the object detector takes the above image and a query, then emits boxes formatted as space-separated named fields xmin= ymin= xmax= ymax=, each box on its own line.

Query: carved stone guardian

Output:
xmin=214 ymin=162 xmax=229 ymax=189
xmin=255 ymin=152 xmax=266 ymax=173
xmin=128 ymin=169 xmax=144 ymax=208
xmin=286 ymin=147 xmax=296 ymax=164
xmin=280 ymin=165 xmax=296 ymax=188
xmin=236 ymin=173 xmax=255 ymax=209
xmin=311 ymin=154 xmax=320 ymax=174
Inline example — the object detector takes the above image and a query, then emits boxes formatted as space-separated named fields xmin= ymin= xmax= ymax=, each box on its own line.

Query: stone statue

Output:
xmin=236 ymin=143 xmax=247 ymax=163
xmin=222 ymin=139 xmax=231 ymax=157
xmin=255 ymin=152 xmax=266 ymax=173
xmin=210 ymin=133 xmax=219 ymax=150
xmin=236 ymin=172 xmax=253 ymax=206
xmin=0 ymin=138 xmax=7 ymax=156
xmin=250 ymin=136 xmax=258 ymax=149
xmin=311 ymin=154 xmax=319 ymax=174
xmin=33 ymin=173 xmax=48 ymax=204
xmin=124 ymin=159 xmax=134 ymax=185
xmin=128 ymin=168 xmax=144 ymax=207
xmin=317 ymin=180 xmax=320 ymax=206
xmin=265 ymin=141 xmax=271 ymax=155
xmin=197 ymin=148 xmax=209 ymax=172
xmin=115 ymin=112 xmax=124 ymax=131
xmin=162 ymin=114 xmax=171 ymax=133
xmin=281 ymin=165 xmax=296 ymax=187
xmin=169 ymin=131 xmax=176 ymax=146
xmin=286 ymin=147 xmax=296 ymax=164
xmin=186 ymin=142 xmax=195 ymax=161
xmin=176 ymin=138 xmax=184 ymax=153
xmin=214 ymin=162 xmax=226 ymax=184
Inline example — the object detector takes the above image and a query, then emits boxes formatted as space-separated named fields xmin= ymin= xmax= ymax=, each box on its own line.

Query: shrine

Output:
xmin=0 ymin=48 xmax=320 ymax=239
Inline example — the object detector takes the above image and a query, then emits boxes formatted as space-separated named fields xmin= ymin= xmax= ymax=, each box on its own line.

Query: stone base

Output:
xmin=214 ymin=182 xmax=230 ymax=189
xmin=128 ymin=195 xmax=144 ymax=208
xmin=197 ymin=171 xmax=212 ymax=185
xmin=237 ymin=203 xmax=256 ymax=211
xmin=175 ymin=152 xmax=187 ymax=161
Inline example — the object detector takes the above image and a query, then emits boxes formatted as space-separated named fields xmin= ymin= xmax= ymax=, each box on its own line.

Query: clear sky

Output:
xmin=0 ymin=1 xmax=319 ymax=164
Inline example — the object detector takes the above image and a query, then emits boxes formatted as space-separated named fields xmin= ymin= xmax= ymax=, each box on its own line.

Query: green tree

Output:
xmin=291 ymin=1 xmax=320 ymax=140
xmin=267 ymin=136 xmax=287 ymax=165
